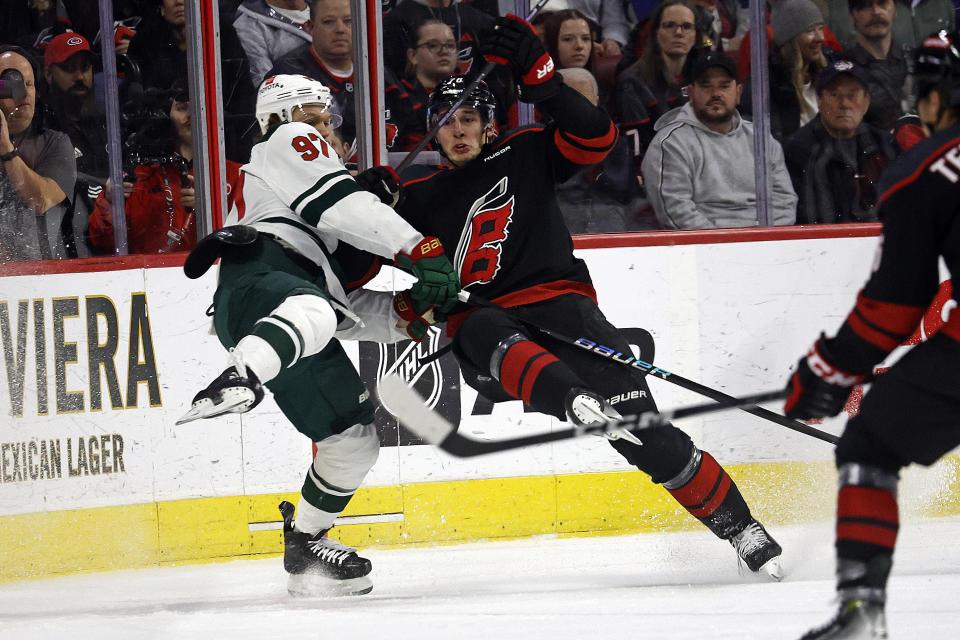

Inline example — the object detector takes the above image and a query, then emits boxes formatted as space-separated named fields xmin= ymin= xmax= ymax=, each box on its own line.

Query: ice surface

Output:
xmin=2 ymin=519 xmax=959 ymax=639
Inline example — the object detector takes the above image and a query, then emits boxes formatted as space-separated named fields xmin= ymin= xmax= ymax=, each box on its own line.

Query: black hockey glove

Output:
xmin=393 ymin=291 xmax=442 ymax=341
xmin=354 ymin=165 xmax=404 ymax=208
xmin=395 ymin=236 xmax=460 ymax=314
xmin=480 ymin=14 xmax=562 ymax=104
xmin=784 ymin=335 xmax=869 ymax=421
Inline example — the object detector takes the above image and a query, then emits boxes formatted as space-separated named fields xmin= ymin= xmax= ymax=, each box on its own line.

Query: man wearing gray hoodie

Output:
xmin=235 ymin=0 xmax=313 ymax=86
xmin=642 ymin=51 xmax=798 ymax=229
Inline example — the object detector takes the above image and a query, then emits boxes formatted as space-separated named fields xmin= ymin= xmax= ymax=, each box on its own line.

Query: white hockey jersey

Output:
xmin=224 ymin=121 xmax=422 ymax=340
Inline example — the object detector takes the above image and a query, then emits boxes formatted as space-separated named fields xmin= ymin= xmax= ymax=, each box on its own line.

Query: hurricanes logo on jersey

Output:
xmin=454 ymin=176 xmax=514 ymax=287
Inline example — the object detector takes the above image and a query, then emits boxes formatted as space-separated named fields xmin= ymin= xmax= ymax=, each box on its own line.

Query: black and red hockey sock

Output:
xmin=497 ymin=338 xmax=584 ymax=419
xmin=835 ymin=463 xmax=899 ymax=591
xmin=663 ymin=448 xmax=752 ymax=539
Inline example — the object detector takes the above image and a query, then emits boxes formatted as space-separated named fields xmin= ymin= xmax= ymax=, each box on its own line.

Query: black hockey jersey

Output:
xmin=397 ymin=84 xmax=618 ymax=335
xmin=828 ymin=124 xmax=960 ymax=372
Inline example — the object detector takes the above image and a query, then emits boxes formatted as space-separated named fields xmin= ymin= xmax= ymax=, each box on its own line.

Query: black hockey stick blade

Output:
xmin=377 ymin=373 xmax=789 ymax=457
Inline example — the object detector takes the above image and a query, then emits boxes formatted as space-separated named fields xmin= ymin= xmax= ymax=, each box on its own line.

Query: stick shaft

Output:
xmin=458 ymin=291 xmax=839 ymax=445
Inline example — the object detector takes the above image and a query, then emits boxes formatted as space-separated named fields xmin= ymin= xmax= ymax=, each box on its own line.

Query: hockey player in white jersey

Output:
xmin=177 ymin=74 xmax=459 ymax=596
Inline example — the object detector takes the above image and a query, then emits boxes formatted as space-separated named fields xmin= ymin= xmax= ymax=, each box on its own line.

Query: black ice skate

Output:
xmin=564 ymin=388 xmax=642 ymax=445
xmin=729 ymin=519 xmax=784 ymax=581
xmin=800 ymin=591 xmax=888 ymax=639
xmin=278 ymin=501 xmax=373 ymax=597
xmin=175 ymin=351 xmax=264 ymax=425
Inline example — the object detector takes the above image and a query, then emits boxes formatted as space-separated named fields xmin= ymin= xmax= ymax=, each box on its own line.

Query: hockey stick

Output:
xmin=378 ymin=373 xmax=789 ymax=457
xmin=394 ymin=0 xmax=552 ymax=175
xmin=457 ymin=290 xmax=840 ymax=445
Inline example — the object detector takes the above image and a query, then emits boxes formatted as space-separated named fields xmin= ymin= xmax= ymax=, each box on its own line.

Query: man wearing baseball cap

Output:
xmin=641 ymin=50 xmax=797 ymax=229
xmin=42 ymin=32 xmax=108 ymax=258
xmin=783 ymin=59 xmax=897 ymax=224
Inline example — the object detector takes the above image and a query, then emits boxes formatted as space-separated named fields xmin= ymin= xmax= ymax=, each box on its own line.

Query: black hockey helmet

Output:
xmin=425 ymin=75 xmax=497 ymax=130
xmin=913 ymin=30 xmax=960 ymax=107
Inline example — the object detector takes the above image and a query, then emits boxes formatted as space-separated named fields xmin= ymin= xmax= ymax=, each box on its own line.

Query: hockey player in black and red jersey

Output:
xmin=394 ymin=14 xmax=784 ymax=579
xmin=785 ymin=31 xmax=960 ymax=640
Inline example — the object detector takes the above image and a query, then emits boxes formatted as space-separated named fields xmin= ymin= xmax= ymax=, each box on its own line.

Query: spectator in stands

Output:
xmin=742 ymin=0 xmax=837 ymax=140
xmin=842 ymin=0 xmax=908 ymax=130
xmin=88 ymin=80 xmax=242 ymax=254
xmin=126 ymin=0 xmax=257 ymax=162
xmin=0 ymin=45 xmax=76 ymax=262
xmin=544 ymin=10 xmax=596 ymax=71
xmin=566 ymin=0 xmax=631 ymax=55
xmin=234 ymin=0 xmax=312 ymax=87
xmin=41 ymin=33 xmax=107 ymax=180
xmin=556 ymin=67 xmax=649 ymax=233
xmin=783 ymin=59 xmax=896 ymax=223
xmin=642 ymin=51 xmax=797 ymax=229
xmin=267 ymin=0 xmax=420 ymax=154
xmin=402 ymin=18 xmax=458 ymax=145
xmin=823 ymin=0 xmax=954 ymax=50
xmin=41 ymin=32 xmax=108 ymax=258
xmin=382 ymin=0 xmax=493 ymax=81
xmin=613 ymin=1 xmax=702 ymax=172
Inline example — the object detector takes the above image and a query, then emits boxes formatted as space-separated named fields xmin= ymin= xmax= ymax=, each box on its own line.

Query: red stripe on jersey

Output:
xmin=234 ymin=170 xmax=247 ymax=221
xmin=554 ymin=122 xmax=618 ymax=165
xmin=836 ymin=521 xmax=899 ymax=548
xmin=519 ymin=352 xmax=559 ymax=404
xmin=345 ymin=257 xmax=381 ymax=291
xmin=846 ymin=292 xmax=924 ymax=351
xmin=689 ymin=473 xmax=731 ymax=518
xmin=446 ymin=280 xmax=598 ymax=336
xmin=666 ymin=452 xmax=731 ymax=518
xmin=838 ymin=486 xmax=898 ymax=524
xmin=500 ymin=341 xmax=549 ymax=399
xmin=402 ymin=168 xmax=450 ymax=187
xmin=878 ymin=135 xmax=960 ymax=205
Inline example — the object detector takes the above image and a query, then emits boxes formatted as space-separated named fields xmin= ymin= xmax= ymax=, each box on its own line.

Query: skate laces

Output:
xmin=731 ymin=521 xmax=772 ymax=560
xmin=306 ymin=534 xmax=358 ymax=566
xmin=226 ymin=348 xmax=249 ymax=379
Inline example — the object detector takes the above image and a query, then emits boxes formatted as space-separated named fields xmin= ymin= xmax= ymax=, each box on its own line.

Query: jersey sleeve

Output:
xmin=827 ymin=173 xmax=943 ymax=372
xmin=261 ymin=122 xmax=422 ymax=258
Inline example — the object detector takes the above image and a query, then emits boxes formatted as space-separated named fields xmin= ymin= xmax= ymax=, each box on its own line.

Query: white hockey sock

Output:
xmin=293 ymin=497 xmax=338 ymax=535
xmin=233 ymin=335 xmax=282 ymax=384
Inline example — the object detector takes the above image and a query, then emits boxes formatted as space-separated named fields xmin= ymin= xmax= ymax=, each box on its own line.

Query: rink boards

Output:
xmin=2 ymin=228 xmax=958 ymax=581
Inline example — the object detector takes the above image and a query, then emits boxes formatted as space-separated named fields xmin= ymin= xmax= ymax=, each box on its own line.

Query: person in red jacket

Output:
xmin=89 ymin=86 xmax=241 ymax=254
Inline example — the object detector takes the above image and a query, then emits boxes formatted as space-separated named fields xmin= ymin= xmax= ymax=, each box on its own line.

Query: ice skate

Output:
xmin=729 ymin=519 xmax=784 ymax=581
xmin=176 ymin=351 xmax=264 ymax=424
xmin=279 ymin=501 xmax=373 ymax=597
xmin=800 ymin=591 xmax=887 ymax=639
xmin=565 ymin=388 xmax=642 ymax=445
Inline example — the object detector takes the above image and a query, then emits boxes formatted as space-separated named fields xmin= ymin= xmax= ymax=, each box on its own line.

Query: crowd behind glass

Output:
xmin=0 ymin=0 xmax=955 ymax=262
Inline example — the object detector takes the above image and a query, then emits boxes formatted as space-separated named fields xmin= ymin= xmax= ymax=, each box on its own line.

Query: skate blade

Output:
xmin=759 ymin=556 xmax=784 ymax=581
xmin=287 ymin=572 xmax=373 ymax=597
xmin=175 ymin=389 xmax=254 ymax=425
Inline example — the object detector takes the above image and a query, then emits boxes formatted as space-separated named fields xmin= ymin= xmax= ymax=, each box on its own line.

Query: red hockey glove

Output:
xmin=354 ymin=165 xmax=404 ymax=208
xmin=395 ymin=236 xmax=460 ymax=313
xmin=480 ymin=15 xmax=562 ymax=103
xmin=393 ymin=291 xmax=440 ymax=341
xmin=784 ymin=335 xmax=869 ymax=421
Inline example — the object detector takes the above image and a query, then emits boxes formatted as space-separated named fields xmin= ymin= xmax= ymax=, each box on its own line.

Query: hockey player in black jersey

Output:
xmin=786 ymin=32 xmax=960 ymax=639
xmin=395 ymin=14 xmax=784 ymax=579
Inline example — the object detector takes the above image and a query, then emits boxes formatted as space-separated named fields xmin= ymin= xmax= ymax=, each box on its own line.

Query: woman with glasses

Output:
xmin=401 ymin=18 xmax=459 ymax=146
xmin=612 ymin=0 xmax=703 ymax=176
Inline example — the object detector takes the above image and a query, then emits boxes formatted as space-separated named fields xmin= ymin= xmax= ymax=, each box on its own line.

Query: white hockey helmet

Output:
xmin=255 ymin=74 xmax=343 ymax=134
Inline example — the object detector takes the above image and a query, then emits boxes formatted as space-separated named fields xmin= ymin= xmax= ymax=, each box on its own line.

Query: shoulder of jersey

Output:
xmin=879 ymin=126 xmax=960 ymax=197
